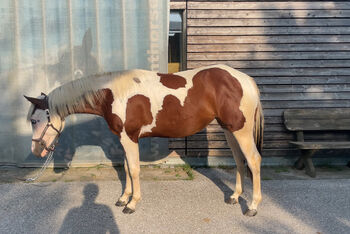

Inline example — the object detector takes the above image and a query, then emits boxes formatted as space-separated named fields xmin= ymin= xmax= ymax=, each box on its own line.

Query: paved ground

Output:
xmin=0 ymin=165 xmax=350 ymax=234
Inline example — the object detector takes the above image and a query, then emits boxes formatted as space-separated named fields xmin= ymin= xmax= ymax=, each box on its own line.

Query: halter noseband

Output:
xmin=32 ymin=109 xmax=61 ymax=153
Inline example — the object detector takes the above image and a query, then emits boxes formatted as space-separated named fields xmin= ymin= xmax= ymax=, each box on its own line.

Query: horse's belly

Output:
xmin=148 ymin=115 xmax=214 ymax=138
xmin=142 ymin=95 xmax=215 ymax=138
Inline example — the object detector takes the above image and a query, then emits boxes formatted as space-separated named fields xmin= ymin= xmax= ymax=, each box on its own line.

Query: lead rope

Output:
xmin=24 ymin=151 xmax=54 ymax=182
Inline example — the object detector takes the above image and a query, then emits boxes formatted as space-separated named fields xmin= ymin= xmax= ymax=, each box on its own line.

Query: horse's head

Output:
xmin=24 ymin=93 xmax=65 ymax=157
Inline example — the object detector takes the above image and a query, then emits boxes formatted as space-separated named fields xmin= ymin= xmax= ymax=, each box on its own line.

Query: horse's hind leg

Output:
xmin=223 ymin=129 xmax=245 ymax=205
xmin=233 ymin=128 xmax=262 ymax=217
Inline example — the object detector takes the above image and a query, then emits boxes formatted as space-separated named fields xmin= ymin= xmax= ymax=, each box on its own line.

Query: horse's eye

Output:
xmin=31 ymin=120 xmax=37 ymax=125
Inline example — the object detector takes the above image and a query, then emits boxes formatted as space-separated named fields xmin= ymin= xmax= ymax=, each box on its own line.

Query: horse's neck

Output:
xmin=59 ymin=89 xmax=110 ymax=118
xmin=71 ymin=99 xmax=103 ymax=116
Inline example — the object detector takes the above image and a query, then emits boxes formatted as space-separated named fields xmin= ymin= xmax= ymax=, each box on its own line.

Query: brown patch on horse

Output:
xmin=210 ymin=68 xmax=246 ymax=132
xmin=77 ymin=89 xmax=123 ymax=137
xmin=143 ymin=94 xmax=215 ymax=138
xmin=125 ymin=95 xmax=153 ymax=142
xmin=101 ymin=89 xmax=124 ymax=137
xmin=157 ymin=73 xmax=187 ymax=89
xmin=145 ymin=68 xmax=245 ymax=138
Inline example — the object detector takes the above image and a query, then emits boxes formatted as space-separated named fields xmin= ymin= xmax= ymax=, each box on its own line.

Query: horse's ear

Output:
xmin=82 ymin=28 xmax=92 ymax=53
xmin=24 ymin=95 xmax=48 ymax=110
xmin=41 ymin=92 xmax=47 ymax=97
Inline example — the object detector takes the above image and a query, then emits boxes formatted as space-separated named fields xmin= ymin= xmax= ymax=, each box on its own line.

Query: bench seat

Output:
xmin=290 ymin=141 xmax=350 ymax=150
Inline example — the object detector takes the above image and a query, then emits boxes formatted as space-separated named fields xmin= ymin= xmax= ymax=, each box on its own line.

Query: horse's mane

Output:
xmin=27 ymin=71 xmax=123 ymax=120
xmin=49 ymin=72 xmax=122 ymax=118
xmin=27 ymin=69 xmax=154 ymax=120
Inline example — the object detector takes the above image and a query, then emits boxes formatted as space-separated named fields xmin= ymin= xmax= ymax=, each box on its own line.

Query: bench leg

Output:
xmin=302 ymin=149 xmax=317 ymax=178
xmin=294 ymin=157 xmax=305 ymax=170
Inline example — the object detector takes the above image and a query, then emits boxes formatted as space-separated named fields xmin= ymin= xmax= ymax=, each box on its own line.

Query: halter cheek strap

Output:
xmin=32 ymin=109 xmax=61 ymax=152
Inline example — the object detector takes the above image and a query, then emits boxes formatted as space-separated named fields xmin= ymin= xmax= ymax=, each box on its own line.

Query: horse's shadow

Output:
xmin=46 ymin=28 xmax=99 ymax=87
xmin=178 ymin=134 xmax=238 ymax=207
xmin=183 ymin=158 xmax=250 ymax=214
xmin=176 ymin=128 xmax=252 ymax=214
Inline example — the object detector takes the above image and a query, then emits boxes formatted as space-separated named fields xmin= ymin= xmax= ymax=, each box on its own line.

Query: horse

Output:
xmin=25 ymin=64 xmax=264 ymax=217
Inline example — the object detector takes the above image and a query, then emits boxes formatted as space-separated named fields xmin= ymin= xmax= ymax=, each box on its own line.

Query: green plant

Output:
xmin=262 ymin=176 xmax=272 ymax=181
xmin=182 ymin=164 xmax=194 ymax=180
xmin=274 ymin=166 xmax=289 ymax=173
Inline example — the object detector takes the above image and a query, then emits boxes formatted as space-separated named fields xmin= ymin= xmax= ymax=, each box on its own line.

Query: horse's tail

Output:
xmin=245 ymin=99 xmax=264 ymax=180
xmin=254 ymin=99 xmax=264 ymax=154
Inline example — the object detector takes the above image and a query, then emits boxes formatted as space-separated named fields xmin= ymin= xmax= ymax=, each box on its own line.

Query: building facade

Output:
xmin=169 ymin=0 xmax=350 ymax=160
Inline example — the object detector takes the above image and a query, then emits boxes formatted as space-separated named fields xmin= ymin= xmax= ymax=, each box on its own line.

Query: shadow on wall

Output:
xmin=22 ymin=28 xmax=169 ymax=170
xmin=21 ymin=28 xmax=111 ymax=168
xmin=46 ymin=28 xmax=99 ymax=87
xmin=59 ymin=183 xmax=119 ymax=234
xmin=0 ymin=28 xmax=100 ymax=167
xmin=23 ymin=117 xmax=169 ymax=168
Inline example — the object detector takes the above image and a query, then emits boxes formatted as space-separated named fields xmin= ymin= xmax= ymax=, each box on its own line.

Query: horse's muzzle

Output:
xmin=32 ymin=141 xmax=46 ymax=158
xmin=32 ymin=140 xmax=56 ymax=158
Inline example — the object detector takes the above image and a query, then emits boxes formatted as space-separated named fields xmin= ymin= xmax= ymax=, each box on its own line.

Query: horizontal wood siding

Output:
xmin=169 ymin=1 xmax=350 ymax=157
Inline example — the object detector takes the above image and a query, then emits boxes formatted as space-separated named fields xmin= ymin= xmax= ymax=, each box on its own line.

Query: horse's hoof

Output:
xmin=244 ymin=209 xmax=257 ymax=217
xmin=226 ymin=197 xmax=238 ymax=205
xmin=115 ymin=200 xmax=127 ymax=207
xmin=122 ymin=207 xmax=135 ymax=214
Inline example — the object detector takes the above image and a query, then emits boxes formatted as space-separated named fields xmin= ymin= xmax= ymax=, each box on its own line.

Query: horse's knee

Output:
xmin=129 ymin=166 xmax=140 ymax=178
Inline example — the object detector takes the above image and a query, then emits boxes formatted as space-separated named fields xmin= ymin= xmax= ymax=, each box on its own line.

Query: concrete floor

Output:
xmin=0 ymin=166 xmax=349 ymax=234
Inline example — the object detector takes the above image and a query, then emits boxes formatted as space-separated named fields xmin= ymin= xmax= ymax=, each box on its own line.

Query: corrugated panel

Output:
xmin=170 ymin=1 xmax=350 ymax=157
xmin=0 ymin=0 xmax=169 ymax=166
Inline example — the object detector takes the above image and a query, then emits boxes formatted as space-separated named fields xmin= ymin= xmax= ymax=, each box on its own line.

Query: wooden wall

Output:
xmin=169 ymin=1 xmax=350 ymax=157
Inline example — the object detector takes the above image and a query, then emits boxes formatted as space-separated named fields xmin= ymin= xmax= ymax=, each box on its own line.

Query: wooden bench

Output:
xmin=284 ymin=108 xmax=350 ymax=177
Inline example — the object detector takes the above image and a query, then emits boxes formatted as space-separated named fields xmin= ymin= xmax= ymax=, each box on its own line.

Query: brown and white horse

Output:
xmin=25 ymin=64 xmax=264 ymax=216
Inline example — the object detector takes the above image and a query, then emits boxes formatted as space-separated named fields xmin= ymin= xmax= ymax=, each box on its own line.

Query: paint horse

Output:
xmin=25 ymin=65 xmax=264 ymax=216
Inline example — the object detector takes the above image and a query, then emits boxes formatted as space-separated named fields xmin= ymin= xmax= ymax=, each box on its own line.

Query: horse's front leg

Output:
xmin=118 ymin=132 xmax=141 ymax=214
xmin=116 ymin=159 xmax=132 ymax=207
